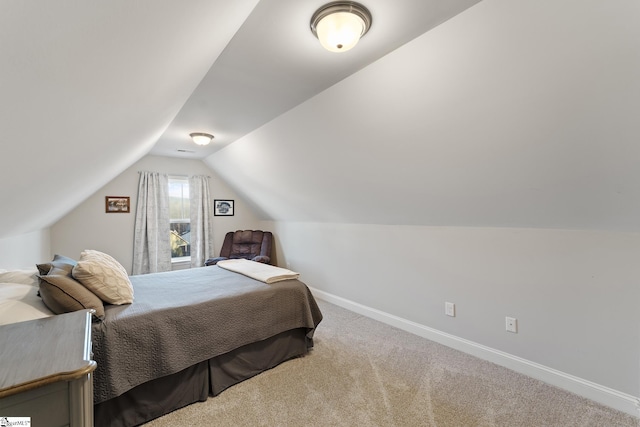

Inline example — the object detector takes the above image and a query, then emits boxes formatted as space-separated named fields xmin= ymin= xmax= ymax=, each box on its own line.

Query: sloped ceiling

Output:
xmin=151 ymin=0 xmax=482 ymax=157
xmin=206 ymin=0 xmax=640 ymax=231
xmin=0 ymin=0 xmax=481 ymax=239
xmin=2 ymin=0 xmax=638 ymax=240
xmin=0 ymin=0 xmax=259 ymax=238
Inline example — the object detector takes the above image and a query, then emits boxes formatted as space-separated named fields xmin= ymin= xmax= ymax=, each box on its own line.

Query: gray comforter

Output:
xmin=91 ymin=266 xmax=322 ymax=404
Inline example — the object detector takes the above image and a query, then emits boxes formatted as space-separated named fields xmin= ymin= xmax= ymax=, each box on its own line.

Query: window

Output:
xmin=169 ymin=177 xmax=190 ymax=260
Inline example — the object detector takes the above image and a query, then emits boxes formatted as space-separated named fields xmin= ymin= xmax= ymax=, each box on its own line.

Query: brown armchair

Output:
xmin=204 ymin=230 xmax=273 ymax=266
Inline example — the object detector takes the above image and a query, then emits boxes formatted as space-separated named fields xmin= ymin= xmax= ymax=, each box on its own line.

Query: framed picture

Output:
xmin=105 ymin=196 xmax=130 ymax=213
xmin=214 ymin=199 xmax=234 ymax=216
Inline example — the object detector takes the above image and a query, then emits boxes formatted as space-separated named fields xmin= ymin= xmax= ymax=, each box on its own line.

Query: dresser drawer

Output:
xmin=0 ymin=381 xmax=69 ymax=427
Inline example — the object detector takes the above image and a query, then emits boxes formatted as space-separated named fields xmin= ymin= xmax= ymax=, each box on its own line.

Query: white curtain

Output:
xmin=189 ymin=175 xmax=215 ymax=268
xmin=132 ymin=171 xmax=171 ymax=275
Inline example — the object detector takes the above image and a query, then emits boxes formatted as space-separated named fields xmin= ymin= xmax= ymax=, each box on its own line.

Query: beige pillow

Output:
xmin=38 ymin=268 xmax=105 ymax=320
xmin=72 ymin=250 xmax=134 ymax=305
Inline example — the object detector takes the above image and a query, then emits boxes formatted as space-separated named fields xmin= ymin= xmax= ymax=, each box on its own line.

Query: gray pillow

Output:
xmin=38 ymin=267 xmax=105 ymax=320
xmin=36 ymin=254 xmax=77 ymax=276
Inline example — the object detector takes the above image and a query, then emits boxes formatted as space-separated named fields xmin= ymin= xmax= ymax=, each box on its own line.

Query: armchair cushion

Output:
xmin=205 ymin=230 xmax=273 ymax=266
xmin=252 ymin=255 xmax=271 ymax=264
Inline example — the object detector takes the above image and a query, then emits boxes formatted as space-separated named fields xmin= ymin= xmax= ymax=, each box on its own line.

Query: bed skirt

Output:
xmin=94 ymin=328 xmax=310 ymax=427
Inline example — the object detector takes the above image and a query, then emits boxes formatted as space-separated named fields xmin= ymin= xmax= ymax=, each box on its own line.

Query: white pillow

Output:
xmin=0 ymin=269 xmax=40 ymax=287
xmin=0 ymin=282 xmax=54 ymax=325
xmin=72 ymin=250 xmax=134 ymax=305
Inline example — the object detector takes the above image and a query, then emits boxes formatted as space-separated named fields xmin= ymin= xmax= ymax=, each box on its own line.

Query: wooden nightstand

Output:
xmin=0 ymin=310 xmax=96 ymax=427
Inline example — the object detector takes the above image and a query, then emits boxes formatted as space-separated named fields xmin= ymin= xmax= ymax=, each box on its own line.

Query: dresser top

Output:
xmin=0 ymin=310 xmax=96 ymax=398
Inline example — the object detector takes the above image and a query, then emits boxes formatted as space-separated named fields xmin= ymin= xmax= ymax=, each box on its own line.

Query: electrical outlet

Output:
xmin=445 ymin=302 xmax=455 ymax=317
xmin=506 ymin=316 xmax=517 ymax=333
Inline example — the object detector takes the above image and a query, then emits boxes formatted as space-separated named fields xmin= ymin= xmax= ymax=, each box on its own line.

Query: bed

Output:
xmin=0 ymin=259 xmax=323 ymax=427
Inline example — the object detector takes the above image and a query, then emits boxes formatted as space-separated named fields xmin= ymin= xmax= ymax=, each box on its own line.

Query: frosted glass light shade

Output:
xmin=316 ymin=11 xmax=365 ymax=52
xmin=311 ymin=2 xmax=372 ymax=53
xmin=189 ymin=132 xmax=214 ymax=146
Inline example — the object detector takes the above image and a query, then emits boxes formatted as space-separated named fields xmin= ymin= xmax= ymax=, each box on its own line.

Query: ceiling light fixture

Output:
xmin=310 ymin=1 xmax=372 ymax=53
xmin=189 ymin=132 xmax=214 ymax=146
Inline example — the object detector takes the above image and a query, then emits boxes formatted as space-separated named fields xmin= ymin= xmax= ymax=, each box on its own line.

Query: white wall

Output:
xmin=0 ymin=229 xmax=51 ymax=270
xmin=50 ymin=155 xmax=264 ymax=273
xmin=271 ymin=221 xmax=640 ymax=404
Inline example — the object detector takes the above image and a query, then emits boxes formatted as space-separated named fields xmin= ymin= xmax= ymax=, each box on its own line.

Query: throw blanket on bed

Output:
xmin=91 ymin=266 xmax=322 ymax=404
xmin=217 ymin=259 xmax=300 ymax=284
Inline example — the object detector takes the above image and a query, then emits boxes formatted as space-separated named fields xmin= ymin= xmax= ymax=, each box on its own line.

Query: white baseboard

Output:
xmin=309 ymin=287 xmax=640 ymax=418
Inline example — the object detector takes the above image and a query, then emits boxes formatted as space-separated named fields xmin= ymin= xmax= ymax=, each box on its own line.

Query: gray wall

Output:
xmin=50 ymin=155 xmax=264 ymax=273
xmin=270 ymin=221 xmax=639 ymax=398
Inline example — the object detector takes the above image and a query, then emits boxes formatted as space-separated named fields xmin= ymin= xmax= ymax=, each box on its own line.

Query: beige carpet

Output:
xmin=145 ymin=300 xmax=639 ymax=426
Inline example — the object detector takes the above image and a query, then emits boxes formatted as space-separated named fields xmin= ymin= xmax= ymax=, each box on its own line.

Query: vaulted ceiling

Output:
xmin=206 ymin=0 xmax=640 ymax=231
xmin=2 ymin=0 xmax=639 ymax=239
xmin=0 ymin=0 xmax=479 ymax=238
xmin=151 ymin=0 xmax=482 ymax=158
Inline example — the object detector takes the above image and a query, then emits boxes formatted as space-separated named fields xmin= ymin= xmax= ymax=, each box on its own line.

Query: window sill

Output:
xmin=171 ymin=258 xmax=191 ymax=271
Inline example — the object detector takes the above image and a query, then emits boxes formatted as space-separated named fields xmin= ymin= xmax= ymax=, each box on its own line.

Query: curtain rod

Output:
xmin=137 ymin=171 xmax=210 ymax=178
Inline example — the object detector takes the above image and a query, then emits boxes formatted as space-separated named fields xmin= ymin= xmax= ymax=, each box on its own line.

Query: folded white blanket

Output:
xmin=216 ymin=259 xmax=300 ymax=284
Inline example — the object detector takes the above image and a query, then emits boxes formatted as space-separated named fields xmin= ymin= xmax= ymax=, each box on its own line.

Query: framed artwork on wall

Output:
xmin=105 ymin=196 xmax=130 ymax=213
xmin=214 ymin=199 xmax=234 ymax=216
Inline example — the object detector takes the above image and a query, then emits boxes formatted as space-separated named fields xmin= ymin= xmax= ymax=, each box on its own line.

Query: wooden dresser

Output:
xmin=0 ymin=310 xmax=96 ymax=427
